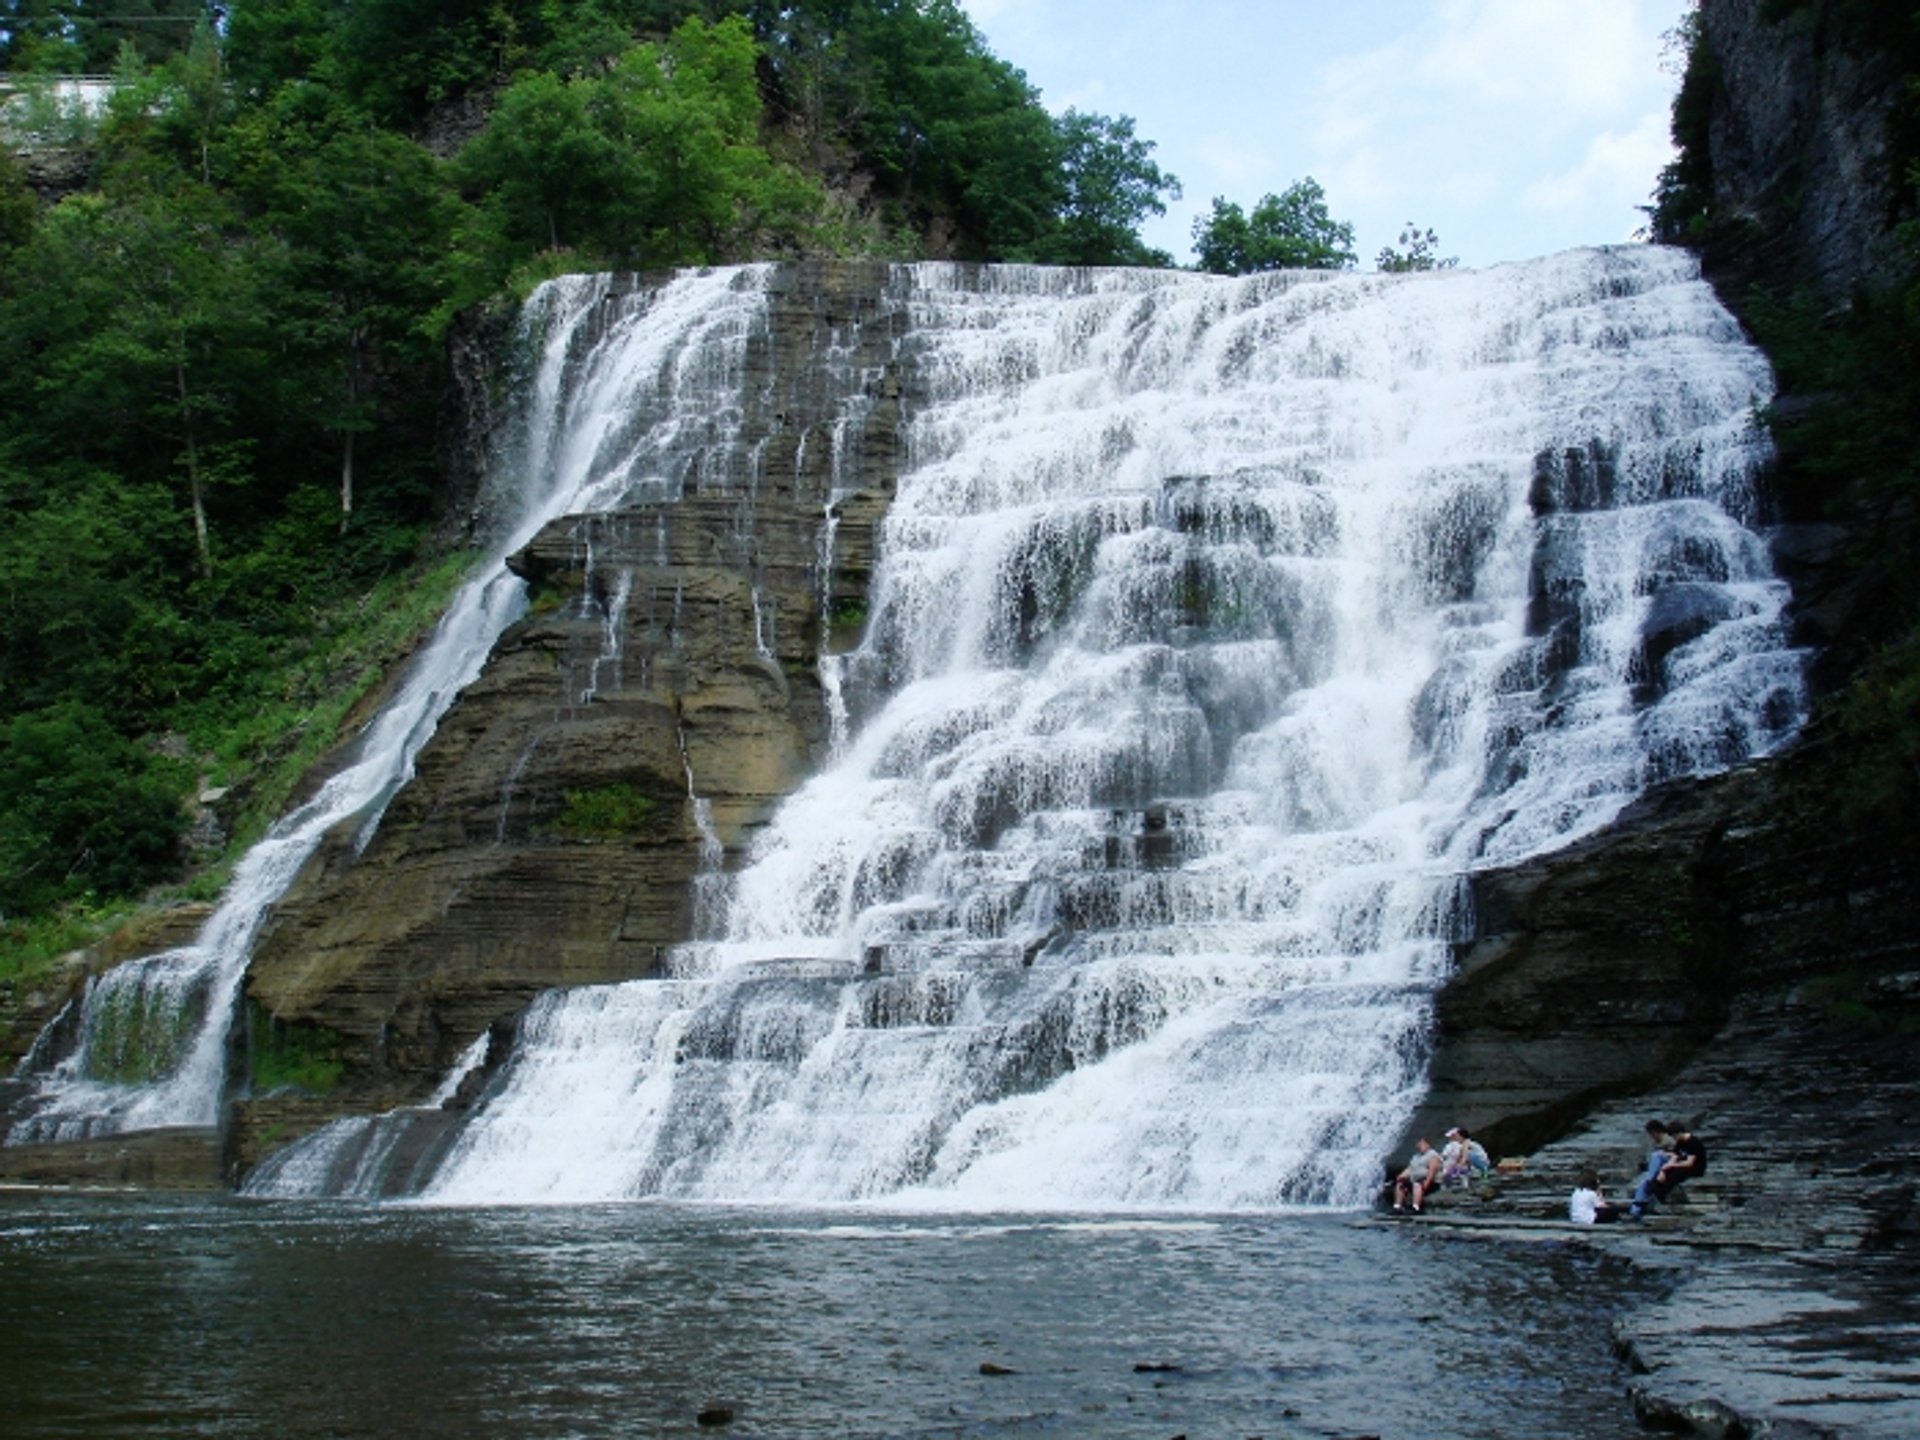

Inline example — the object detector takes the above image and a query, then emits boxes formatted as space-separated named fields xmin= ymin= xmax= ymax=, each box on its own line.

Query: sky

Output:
xmin=957 ymin=0 xmax=1693 ymax=270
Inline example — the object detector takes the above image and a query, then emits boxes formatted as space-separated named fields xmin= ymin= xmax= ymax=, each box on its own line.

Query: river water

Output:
xmin=1 ymin=1194 xmax=1646 ymax=1438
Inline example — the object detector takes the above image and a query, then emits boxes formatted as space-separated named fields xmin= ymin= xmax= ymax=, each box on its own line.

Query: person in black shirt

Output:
xmin=1630 ymin=1124 xmax=1707 ymax=1217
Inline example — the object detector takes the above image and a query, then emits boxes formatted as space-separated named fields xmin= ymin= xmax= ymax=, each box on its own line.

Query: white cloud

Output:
xmin=1411 ymin=0 xmax=1654 ymax=118
xmin=1311 ymin=0 xmax=1670 ymax=162
xmin=1525 ymin=109 xmax=1674 ymax=215
xmin=1318 ymin=147 xmax=1395 ymax=207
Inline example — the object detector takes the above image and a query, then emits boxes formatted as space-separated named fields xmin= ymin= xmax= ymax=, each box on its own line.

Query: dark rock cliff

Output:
xmin=1691 ymin=0 xmax=1905 ymax=302
xmin=1405 ymin=720 xmax=1920 ymax=1162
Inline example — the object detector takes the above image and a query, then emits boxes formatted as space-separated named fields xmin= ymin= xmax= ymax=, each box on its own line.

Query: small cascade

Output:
xmin=677 ymin=720 xmax=729 ymax=945
xmin=6 ymin=267 xmax=777 ymax=1144
xmin=405 ymin=250 xmax=1805 ymax=1211
xmin=581 ymin=564 xmax=636 ymax=705
xmin=240 ymin=1034 xmax=492 ymax=1200
xmin=750 ymin=584 xmax=775 ymax=660
xmin=817 ymin=512 xmax=852 ymax=755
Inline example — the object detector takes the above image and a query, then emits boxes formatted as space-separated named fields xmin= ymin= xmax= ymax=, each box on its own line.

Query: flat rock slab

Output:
xmin=0 ymin=1127 xmax=222 ymax=1190
xmin=1619 ymin=1252 xmax=1920 ymax=1439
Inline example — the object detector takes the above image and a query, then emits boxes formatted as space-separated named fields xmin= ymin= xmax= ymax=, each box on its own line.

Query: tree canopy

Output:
xmin=1191 ymin=178 xmax=1356 ymax=275
xmin=1376 ymin=222 xmax=1457 ymax=273
xmin=0 ymin=0 xmax=1185 ymax=945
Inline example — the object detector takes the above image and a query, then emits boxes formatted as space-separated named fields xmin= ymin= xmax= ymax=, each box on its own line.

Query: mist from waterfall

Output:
xmin=6 ymin=268 xmax=775 ymax=1144
xmin=382 ymin=248 xmax=1802 ymax=1212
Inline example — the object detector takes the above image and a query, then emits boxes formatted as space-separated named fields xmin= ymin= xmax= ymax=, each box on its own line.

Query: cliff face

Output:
xmin=1695 ymin=0 xmax=1904 ymax=301
xmin=231 ymin=262 xmax=904 ymax=1163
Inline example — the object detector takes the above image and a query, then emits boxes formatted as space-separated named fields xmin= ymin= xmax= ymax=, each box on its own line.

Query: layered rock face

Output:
xmin=1696 ymin=0 xmax=1904 ymax=301
xmin=235 ymin=263 xmax=903 ymax=1148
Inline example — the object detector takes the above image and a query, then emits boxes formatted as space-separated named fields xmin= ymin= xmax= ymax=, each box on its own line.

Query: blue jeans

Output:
xmin=1632 ymin=1150 xmax=1671 ymax=1207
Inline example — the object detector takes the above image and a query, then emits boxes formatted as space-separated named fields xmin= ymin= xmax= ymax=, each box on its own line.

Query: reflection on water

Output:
xmin=0 ymin=1195 xmax=1645 ymax=1438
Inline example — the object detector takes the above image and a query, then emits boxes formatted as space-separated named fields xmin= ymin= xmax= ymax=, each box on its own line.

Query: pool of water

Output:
xmin=0 ymin=1194 xmax=1647 ymax=1438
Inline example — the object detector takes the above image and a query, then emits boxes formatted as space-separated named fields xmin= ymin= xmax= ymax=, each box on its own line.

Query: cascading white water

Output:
xmin=410 ymin=248 xmax=1803 ymax=1211
xmin=6 ymin=267 xmax=775 ymax=1143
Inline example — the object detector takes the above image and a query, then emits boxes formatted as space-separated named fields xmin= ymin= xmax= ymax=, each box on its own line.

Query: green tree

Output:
xmin=222 ymin=0 xmax=340 ymax=100
xmin=803 ymin=0 xmax=1060 ymax=259
xmin=0 ymin=703 xmax=188 ymax=917
xmin=596 ymin=15 xmax=820 ymax=263
xmin=3 ymin=175 xmax=273 ymax=576
xmin=1192 ymin=178 xmax=1356 ymax=274
xmin=225 ymin=105 xmax=458 ymax=529
xmin=460 ymin=16 xmax=820 ymax=269
xmin=1 ymin=0 xmax=206 ymax=71
xmin=0 ymin=461 xmax=190 ymax=724
xmin=460 ymin=69 xmax=629 ymax=255
xmin=1030 ymin=109 xmax=1179 ymax=268
xmin=325 ymin=0 xmax=529 ymax=124
xmin=1376 ymin=222 xmax=1458 ymax=273
xmin=0 ymin=148 xmax=35 ymax=252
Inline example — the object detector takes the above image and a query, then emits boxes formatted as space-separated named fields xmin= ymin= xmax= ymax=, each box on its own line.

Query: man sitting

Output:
xmin=1392 ymin=1137 xmax=1444 ymax=1213
xmin=1630 ymin=1122 xmax=1707 ymax=1217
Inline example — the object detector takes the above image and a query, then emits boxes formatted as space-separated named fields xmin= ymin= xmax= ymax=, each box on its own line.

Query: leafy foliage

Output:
xmin=1192 ymin=179 xmax=1356 ymax=275
xmin=0 ymin=704 xmax=188 ymax=917
xmin=1376 ymin=222 xmax=1457 ymax=273
xmin=548 ymin=783 xmax=663 ymax=840
xmin=1 ymin=0 xmax=208 ymax=71
xmin=1031 ymin=109 xmax=1179 ymax=267
xmin=248 ymin=1003 xmax=347 ymax=1094
xmin=0 ymin=0 xmax=1182 ymax=952
xmin=1646 ymin=4 xmax=1715 ymax=245
xmin=458 ymin=17 xmax=822 ymax=271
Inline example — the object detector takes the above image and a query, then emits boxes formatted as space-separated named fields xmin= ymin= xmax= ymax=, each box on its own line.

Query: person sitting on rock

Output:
xmin=1393 ymin=1137 xmax=1444 ymax=1213
xmin=1464 ymin=1131 xmax=1491 ymax=1181
xmin=1634 ymin=1119 xmax=1674 ymax=1196
xmin=1630 ymin=1122 xmax=1707 ymax=1217
xmin=1442 ymin=1126 xmax=1491 ymax=1186
xmin=1569 ymin=1168 xmax=1623 ymax=1224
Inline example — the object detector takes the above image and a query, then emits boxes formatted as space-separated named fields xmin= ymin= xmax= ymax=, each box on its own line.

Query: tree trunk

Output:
xmin=340 ymin=341 xmax=360 ymax=534
xmin=177 ymin=360 xmax=211 ymax=578
xmin=339 ymin=428 xmax=355 ymax=536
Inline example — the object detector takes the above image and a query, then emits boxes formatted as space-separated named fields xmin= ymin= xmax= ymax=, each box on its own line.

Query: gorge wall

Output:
xmin=1691 ymin=0 xmax=1904 ymax=303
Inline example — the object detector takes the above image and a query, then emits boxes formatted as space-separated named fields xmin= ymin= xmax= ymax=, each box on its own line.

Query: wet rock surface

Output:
xmin=0 ymin=1126 xmax=221 ymax=1189
xmin=227 ymin=262 xmax=907 ymax=1166
xmin=1401 ymin=976 xmax=1920 ymax=1437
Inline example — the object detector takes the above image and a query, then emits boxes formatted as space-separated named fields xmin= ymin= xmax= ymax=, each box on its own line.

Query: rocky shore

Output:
xmin=1395 ymin=974 xmax=1920 ymax=1438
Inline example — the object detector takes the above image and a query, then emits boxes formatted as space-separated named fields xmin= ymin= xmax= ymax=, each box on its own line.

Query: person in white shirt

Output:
xmin=1569 ymin=1168 xmax=1623 ymax=1224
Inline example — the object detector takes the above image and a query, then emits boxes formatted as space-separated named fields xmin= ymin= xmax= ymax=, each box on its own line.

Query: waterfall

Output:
xmin=375 ymin=248 xmax=1802 ymax=1211
xmin=6 ymin=267 xmax=776 ymax=1144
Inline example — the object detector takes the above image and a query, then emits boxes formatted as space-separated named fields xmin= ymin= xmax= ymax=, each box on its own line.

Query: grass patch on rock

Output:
xmin=546 ymin=783 xmax=663 ymax=840
xmin=248 ymin=1004 xmax=348 ymax=1096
